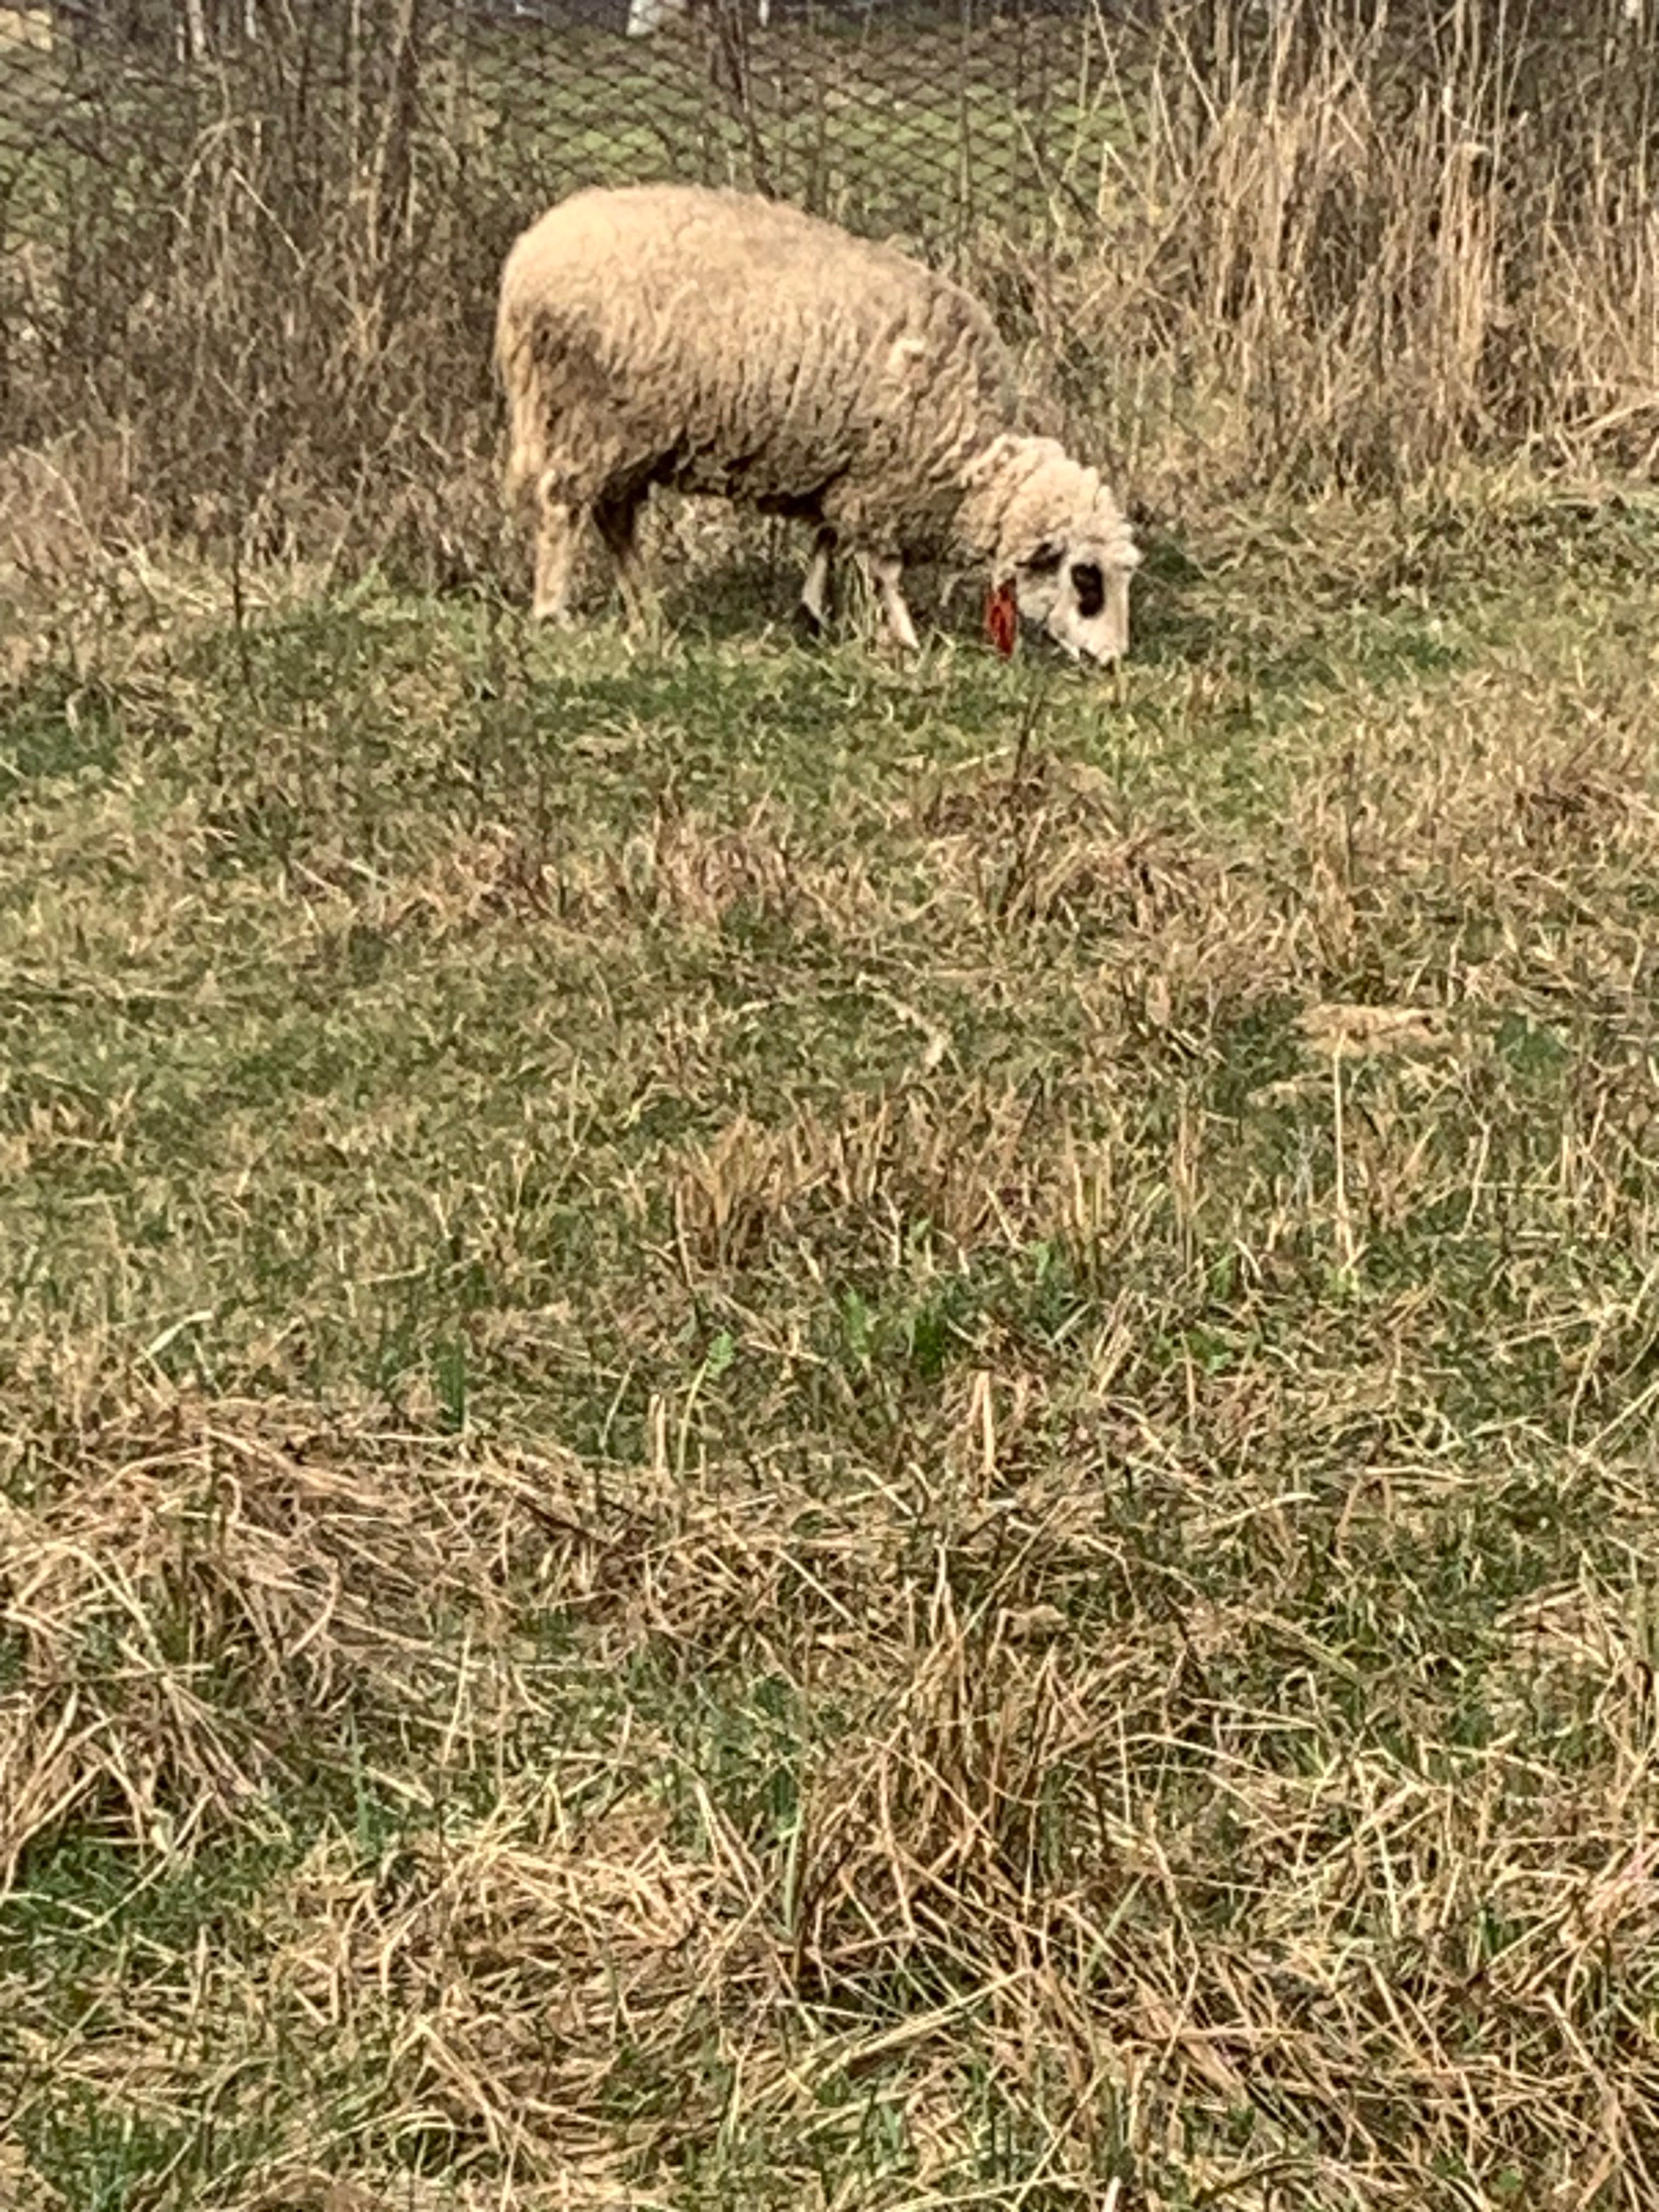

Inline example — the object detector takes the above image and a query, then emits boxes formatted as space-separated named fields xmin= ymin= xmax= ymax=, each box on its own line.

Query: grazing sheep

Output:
xmin=494 ymin=183 xmax=1140 ymax=664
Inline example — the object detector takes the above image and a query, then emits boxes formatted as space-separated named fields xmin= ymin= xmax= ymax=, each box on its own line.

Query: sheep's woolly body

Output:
xmin=495 ymin=183 xmax=1138 ymax=656
xmin=497 ymin=184 xmax=1011 ymax=554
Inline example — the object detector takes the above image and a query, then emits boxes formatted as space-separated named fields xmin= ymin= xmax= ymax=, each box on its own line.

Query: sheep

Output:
xmin=494 ymin=182 xmax=1140 ymax=664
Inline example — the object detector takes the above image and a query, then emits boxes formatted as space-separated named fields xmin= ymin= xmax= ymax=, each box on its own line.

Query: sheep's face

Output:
xmin=1012 ymin=535 xmax=1141 ymax=665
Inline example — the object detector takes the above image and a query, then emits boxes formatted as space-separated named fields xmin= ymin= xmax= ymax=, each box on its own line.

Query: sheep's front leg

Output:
xmin=864 ymin=551 xmax=921 ymax=653
xmin=799 ymin=526 xmax=837 ymax=635
xmin=531 ymin=489 xmax=583 ymax=625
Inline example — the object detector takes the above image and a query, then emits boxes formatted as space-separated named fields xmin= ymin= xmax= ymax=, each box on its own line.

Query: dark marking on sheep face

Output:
xmin=1070 ymin=561 xmax=1105 ymax=620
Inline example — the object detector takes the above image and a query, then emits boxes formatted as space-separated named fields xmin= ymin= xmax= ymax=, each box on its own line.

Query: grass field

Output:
xmin=6 ymin=0 xmax=1659 ymax=2200
xmin=4 ymin=479 xmax=1659 ymax=2209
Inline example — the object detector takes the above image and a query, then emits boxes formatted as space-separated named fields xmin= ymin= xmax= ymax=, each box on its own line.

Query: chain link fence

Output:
xmin=0 ymin=0 xmax=1110 ymax=346
xmin=0 ymin=0 xmax=1111 ymax=235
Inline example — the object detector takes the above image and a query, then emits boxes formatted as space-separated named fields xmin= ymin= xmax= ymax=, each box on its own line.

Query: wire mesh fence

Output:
xmin=0 ymin=0 xmax=1109 ymax=274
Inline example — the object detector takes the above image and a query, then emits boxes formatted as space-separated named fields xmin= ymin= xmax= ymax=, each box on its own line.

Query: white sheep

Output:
xmin=494 ymin=183 xmax=1140 ymax=664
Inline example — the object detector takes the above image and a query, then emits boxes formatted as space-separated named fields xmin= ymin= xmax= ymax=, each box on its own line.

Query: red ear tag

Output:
xmin=985 ymin=579 xmax=1019 ymax=659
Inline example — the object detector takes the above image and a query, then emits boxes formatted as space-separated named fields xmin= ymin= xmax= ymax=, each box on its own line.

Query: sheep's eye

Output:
xmin=1071 ymin=561 xmax=1105 ymax=618
xmin=1024 ymin=543 xmax=1064 ymax=575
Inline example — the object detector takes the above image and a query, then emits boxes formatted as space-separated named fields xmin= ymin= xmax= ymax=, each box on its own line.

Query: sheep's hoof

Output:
xmin=792 ymin=600 xmax=829 ymax=647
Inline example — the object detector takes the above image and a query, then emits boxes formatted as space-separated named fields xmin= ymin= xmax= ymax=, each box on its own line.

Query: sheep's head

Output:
xmin=965 ymin=438 xmax=1141 ymax=666
xmin=1008 ymin=521 xmax=1141 ymax=665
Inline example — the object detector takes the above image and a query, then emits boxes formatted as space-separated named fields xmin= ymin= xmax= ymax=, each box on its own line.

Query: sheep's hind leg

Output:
xmin=531 ymin=490 xmax=583 ymax=626
xmin=595 ymin=493 xmax=651 ymax=633
xmin=864 ymin=551 xmax=921 ymax=654
xmin=797 ymin=526 xmax=837 ymax=638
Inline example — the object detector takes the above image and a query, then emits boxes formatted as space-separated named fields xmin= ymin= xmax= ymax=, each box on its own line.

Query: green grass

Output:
xmin=3 ymin=490 xmax=1659 ymax=2210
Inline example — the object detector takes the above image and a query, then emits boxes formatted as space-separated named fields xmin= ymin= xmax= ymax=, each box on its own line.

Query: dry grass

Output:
xmin=968 ymin=0 xmax=1659 ymax=506
xmin=3 ymin=480 xmax=1659 ymax=2205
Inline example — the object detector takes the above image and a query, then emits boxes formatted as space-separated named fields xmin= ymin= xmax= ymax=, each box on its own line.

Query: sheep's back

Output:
xmin=498 ymin=185 xmax=1014 ymax=532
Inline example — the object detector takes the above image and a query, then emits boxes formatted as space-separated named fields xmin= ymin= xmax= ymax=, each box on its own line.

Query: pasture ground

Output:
xmin=4 ymin=481 xmax=1659 ymax=2209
